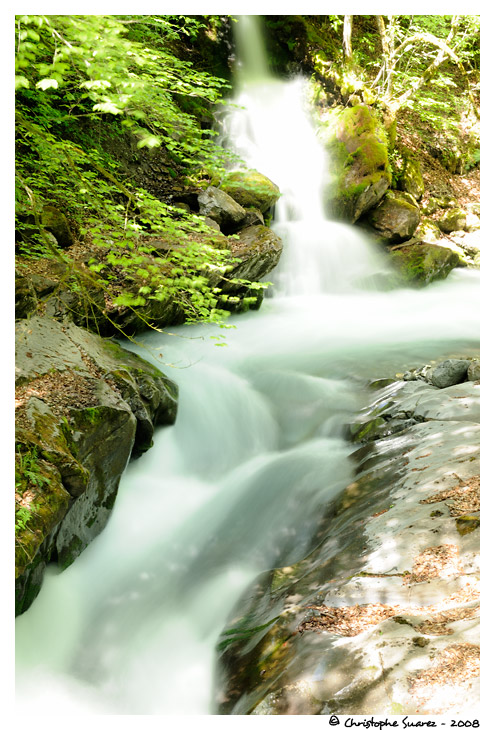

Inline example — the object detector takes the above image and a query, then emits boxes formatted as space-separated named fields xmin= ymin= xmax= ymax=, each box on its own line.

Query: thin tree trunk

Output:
xmin=343 ymin=15 xmax=353 ymax=68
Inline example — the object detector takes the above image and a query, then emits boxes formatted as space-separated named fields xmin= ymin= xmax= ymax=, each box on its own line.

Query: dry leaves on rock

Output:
xmin=420 ymin=475 xmax=480 ymax=517
xmin=403 ymin=544 xmax=463 ymax=585
xmin=298 ymin=603 xmax=399 ymax=637
xmin=409 ymin=643 xmax=480 ymax=710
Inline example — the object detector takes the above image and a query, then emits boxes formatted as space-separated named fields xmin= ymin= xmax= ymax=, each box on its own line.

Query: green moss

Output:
xmin=390 ymin=243 xmax=460 ymax=286
xmin=220 ymin=169 xmax=280 ymax=213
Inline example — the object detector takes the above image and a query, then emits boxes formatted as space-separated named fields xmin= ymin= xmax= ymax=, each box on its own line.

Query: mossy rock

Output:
xmin=220 ymin=170 xmax=281 ymax=214
xmin=397 ymin=155 xmax=424 ymax=201
xmin=411 ymin=218 xmax=442 ymax=244
xmin=438 ymin=208 xmax=467 ymax=233
xmin=364 ymin=190 xmax=420 ymax=243
xmin=40 ymin=205 xmax=74 ymax=248
xmin=15 ymin=316 xmax=179 ymax=615
xmin=319 ymin=104 xmax=392 ymax=222
xmin=389 ymin=243 xmax=460 ymax=286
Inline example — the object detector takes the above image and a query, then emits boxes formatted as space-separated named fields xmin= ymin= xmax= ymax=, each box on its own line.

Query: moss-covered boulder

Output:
xmin=40 ymin=205 xmax=75 ymax=248
xmin=319 ymin=104 xmax=392 ymax=223
xmin=397 ymin=155 xmax=424 ymax=201
xmin=389 ymin=242 xmax=460 ymax=286
xmin=410 ymin=218 xmax=442 ymax=244
xmin=438 ymin=207 xmax=467 ymax=233
xmin=15 ymin=316 xmax=178 ymax=615
xmin=364 ymin=190 xmax=420 ymax=243
xmin=220 ymin=169 xmax=281 ymax=214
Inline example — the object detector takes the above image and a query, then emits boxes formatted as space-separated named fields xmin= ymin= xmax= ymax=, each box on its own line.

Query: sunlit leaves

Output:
xmin=36 ymin=78 xmax=59 ymax=90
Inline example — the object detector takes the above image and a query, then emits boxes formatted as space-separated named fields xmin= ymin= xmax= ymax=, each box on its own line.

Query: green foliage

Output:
xmin=15 ymin=14 xmax=246 ymax=330
xmin=15 ymin=445 xmax=51 ymax=493
xmin=15 ymin=446 xmax=48 ymax=536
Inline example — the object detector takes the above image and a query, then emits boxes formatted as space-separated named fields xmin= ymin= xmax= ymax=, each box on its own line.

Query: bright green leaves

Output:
xmin=15 ymin=14 xmax=243 ymax=330
xmin=36 ymin=78 xmax=59 ymax=90
xmin=15 ymin=14 xmax=232 ymax=174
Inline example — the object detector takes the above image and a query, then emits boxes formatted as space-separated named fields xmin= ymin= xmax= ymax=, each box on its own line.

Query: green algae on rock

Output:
xmin=319 ymin=104 xmax=391 ymax=223
xmin=15 ymin=316 xmax=178 ymax=615
xmin=389 ymin=242 xmax=460 ymax=286
xmin=220 ymin=169 xmax=281 ymax=214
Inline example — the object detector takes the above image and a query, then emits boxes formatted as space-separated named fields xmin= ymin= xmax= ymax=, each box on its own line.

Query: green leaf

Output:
xmin=36 ymin=78 xmax=59 ymax=90
xmin=15 ymin=75 xmax=30 ymax=90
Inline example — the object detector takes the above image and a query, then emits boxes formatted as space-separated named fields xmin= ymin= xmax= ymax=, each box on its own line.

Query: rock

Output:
xmin=15 ymin=316 xmax=178 ymax=615
xmin=225 ymin=225 xmax=283 ymax=284
xmin=397 ymin=155 xmax=424 ymax=200
xmin=364 ymin=190 xmax=420 ymax=243
xmin=430 ymin=359 xmax=470 ymax=388
xmin=464 ymin=212 xmax=480 ymax=232
xmin=15 ymin=272 xmax=37 ymax=319
xmin=198 ymin=186 xmax=247 ymax=233
xmin=438 ymin=208 xmax=467 ymax=233
xmin=320 ymin=104 xmax=392 ymax=222
xmin=241 ymin=208 xmax=265 ymax=227
xmin=410 ymin=218 xmax=442 ymax=244
xmin=215 ymin=383 xmax=480 ymax=716
xmin=220 ymin=169 xmax=280 ymax=214
xmin=203 ymin=216 xmax=221 ymax=231
xmin=216 ymin=225 xmax=283 ymax=313
xmin=468 ymin=359 xmax=480 ymax=381
xmin=389 ymin=243 xmax=459 ymax=286
xmin=40 ymin=205 xmax=75 ymax=248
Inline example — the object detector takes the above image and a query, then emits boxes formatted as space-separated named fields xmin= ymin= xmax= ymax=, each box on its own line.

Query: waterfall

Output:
xmin=222 ymin=33 xmax=392 ymax=296
xmin=16 ymin=16 xmax=479 ymax=716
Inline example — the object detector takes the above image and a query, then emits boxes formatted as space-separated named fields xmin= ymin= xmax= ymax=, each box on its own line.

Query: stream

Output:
xmin=15 ymin=15 xmax=479 ymax=716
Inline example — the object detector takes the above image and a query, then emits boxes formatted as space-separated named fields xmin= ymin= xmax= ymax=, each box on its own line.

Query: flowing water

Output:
xmin=15 ymin=16 xmax=479 ymax=715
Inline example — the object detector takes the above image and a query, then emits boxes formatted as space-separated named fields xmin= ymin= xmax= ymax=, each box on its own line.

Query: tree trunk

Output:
xmin=343 ymin=15 xmax=353 ymax=68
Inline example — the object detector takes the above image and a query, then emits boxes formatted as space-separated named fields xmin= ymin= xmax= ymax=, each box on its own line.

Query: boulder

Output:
xmin=430 ymin=359 xmax=470 ymax=388
xmin=40 ymin=205 xmax=75 ymax=248
xmin=216 ymin=225 xmax=283 ymax=313
xmin=15 ymin=272 xmax=37 ymax=319
xmin=15 ymin=316 xmax=178 ymax=615
xmin=410 ymin=218 xmax=442 ymax=244
xmin=220 ymin=169 xmax=280 ymax=214
xmin=225 ymin=225 xmax=283 ymax=285
xmin=438 ymin=208 xmax=467 ymax=233
xmin=364 ymin=190 xmax=420 ymax=243
xmin=389 ymin=243 xmax=459 ymax=286
xmin=468 ymin=359 xmax=480 ymax=381
xmin=397 ymin=155 xmax=424 ymax=200
xmin=319 ymin=104 xmax=392 ymax=223
xmin=197 ymin=186 xmax=247 ymax=233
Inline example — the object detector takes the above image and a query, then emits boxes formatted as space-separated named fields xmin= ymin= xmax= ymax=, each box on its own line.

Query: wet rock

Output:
xmin=15 ymin=316 xmax=178 ymax=615
xmin=430 ymin=359 xmax=470 ymax=388
xmin=215 ymin=380 xmax=480 ymax=716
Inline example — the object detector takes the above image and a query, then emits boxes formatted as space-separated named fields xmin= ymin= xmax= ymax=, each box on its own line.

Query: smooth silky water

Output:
xmin=15 ymin=16 xmax=479 ymax=715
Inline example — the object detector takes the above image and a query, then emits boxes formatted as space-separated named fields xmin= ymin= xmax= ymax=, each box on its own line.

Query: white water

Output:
xmin=15 ymin=17 xmax=479 ymax=716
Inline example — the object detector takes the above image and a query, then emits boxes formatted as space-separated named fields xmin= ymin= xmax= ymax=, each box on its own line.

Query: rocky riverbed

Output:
xmin=215 ymin=358 xmax=480 ymax=715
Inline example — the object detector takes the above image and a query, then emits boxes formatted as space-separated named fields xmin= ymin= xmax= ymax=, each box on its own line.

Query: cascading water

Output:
xmin=16 ymin=16 xmax=479 ymax=715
